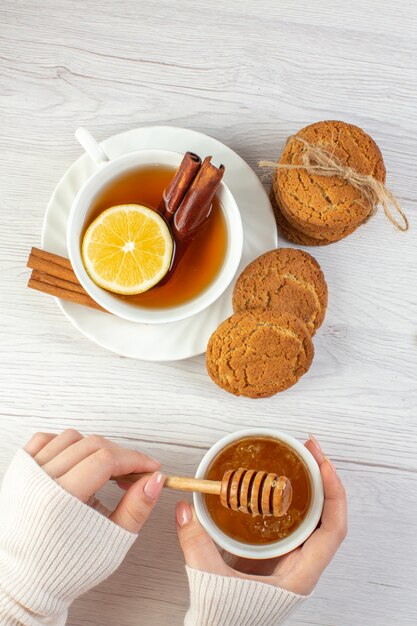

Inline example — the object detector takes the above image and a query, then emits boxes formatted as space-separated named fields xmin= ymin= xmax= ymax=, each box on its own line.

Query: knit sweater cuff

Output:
xmin=0 ymin=449 xmax=137 ymax=624
xmin=184 ymin=566 xmax=307 ymax=626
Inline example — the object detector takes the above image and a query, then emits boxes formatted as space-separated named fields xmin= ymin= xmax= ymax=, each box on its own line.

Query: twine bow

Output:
xmin=259 ymin=136 xmax=409 ymax=232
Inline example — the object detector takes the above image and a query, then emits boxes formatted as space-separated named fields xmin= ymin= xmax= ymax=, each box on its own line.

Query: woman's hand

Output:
xmin=176 ymin=435 xmax=347 ymax=596
xmin=24 ymin=429 xmax=164 ymax=533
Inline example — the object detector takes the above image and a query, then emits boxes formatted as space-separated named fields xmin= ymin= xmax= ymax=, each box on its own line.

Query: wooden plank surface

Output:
xmin=1 ymin=0 xmax=416 ymax=624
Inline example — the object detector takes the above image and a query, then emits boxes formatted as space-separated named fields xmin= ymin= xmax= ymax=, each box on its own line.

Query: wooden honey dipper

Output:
xmin=115 ymin=468 xmax=293 ymax=517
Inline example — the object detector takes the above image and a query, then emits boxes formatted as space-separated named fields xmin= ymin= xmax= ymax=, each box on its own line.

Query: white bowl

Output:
xmin=194 ymin=428 xmax=324 ymax=559
xmin=67 ymin=130 xmax=243 ymax=324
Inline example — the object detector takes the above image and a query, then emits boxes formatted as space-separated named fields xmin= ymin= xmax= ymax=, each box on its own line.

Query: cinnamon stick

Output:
xmin=31 ymin=247 xmax=73 ymax=271
xmin=158 ymin=151 xmax=202 ymax=222
xmin=28 ymin=277 xmax=106 ymax=312
xmin=27 ymin=248 xmax=107 ymax=312
xmin=27 ymin=252 xmax=78 ymax=284
xmin=173 ymin=156 xmax=224 ymax=244
xmin=31 ymin=269 xmax=86 ymax=295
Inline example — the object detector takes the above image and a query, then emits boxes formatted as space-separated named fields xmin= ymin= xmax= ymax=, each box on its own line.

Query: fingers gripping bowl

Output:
xmin=194 ymin=429 xmax=324 ymax=559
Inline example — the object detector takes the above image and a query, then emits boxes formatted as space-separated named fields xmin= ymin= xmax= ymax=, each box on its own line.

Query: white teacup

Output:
xmin=194 ymin=428 xmax=324 ymax=559
xmin=67 ymin=128 xmax=243 ymax=324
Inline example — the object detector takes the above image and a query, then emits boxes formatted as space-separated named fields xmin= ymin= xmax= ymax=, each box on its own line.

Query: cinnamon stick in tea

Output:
xmin=156 ymin=155 xmax=225 ymax=283
xmin=159 ymin=151 xmax=202 ymax=222
xmin=173 ymin=156 xmax=225 ymax=245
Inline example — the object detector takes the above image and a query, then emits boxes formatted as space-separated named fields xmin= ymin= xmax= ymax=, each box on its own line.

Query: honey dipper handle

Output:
xmin=165 ymin=476 xmax=222 ymax=495
xmin=114 ymin=472 xmax=222 ymax=496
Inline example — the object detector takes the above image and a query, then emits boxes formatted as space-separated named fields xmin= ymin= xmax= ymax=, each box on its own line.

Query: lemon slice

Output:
xmin=82 ymin=204 xmax=173 ymax=295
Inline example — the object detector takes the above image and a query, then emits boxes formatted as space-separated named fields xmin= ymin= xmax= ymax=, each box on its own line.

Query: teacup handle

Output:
xmin=75 ymin=127 xmax=110 ymax=165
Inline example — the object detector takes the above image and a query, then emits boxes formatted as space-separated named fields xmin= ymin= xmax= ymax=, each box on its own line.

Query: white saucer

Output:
xmin=42 ymin=126 xmax=277 ymax=360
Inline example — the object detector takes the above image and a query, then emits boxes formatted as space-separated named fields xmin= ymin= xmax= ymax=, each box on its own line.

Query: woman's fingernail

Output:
xmin=177 ymin=501 xmax=192 ymax=527
xmin=324 ymin=456 xmax=336 ymax=471
xmin=144 ymin=472 xmax=164 ymax=501
xmin=309 ymin=433 xmax=323 ymax=452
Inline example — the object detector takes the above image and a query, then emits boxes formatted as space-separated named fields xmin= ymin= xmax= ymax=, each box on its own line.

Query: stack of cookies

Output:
xmin=206 ymin=249 xmax=328 ymax=399
xmin=271 ymin=120 xmax=386 ymax=245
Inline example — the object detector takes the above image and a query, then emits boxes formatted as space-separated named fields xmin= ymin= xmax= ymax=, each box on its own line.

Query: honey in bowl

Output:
xmin=205 ymin=436 xmax=311 ymax=545
xmin=84 ymin=164 xmax=227 ymax=307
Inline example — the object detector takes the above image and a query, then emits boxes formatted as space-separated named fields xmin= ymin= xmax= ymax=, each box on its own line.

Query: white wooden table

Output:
xmin=1 ymin=1 xmax=416 ymax=624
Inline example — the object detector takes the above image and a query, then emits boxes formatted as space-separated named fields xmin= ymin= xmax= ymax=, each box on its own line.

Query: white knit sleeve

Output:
xmin=184 ymin=566 xmax=307 ymax=626
xmin=0 ymin=449 xmax=137 ymax=626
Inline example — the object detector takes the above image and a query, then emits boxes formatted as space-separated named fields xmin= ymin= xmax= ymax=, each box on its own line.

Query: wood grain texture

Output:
xmin=1 ymin=0 xmax=417 ymax=624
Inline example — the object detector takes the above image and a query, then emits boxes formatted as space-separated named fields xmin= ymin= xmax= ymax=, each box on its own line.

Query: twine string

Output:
xmin=259 ymin=136 xmax=409 ymax=232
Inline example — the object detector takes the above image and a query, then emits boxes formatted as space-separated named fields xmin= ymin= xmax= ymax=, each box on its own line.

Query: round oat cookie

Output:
xmin=274 ymin=120 xmax=386 ymax=235
xmin=232 ymin=247 xmax=328 ymax=334
xmin=272 ymin=177 xmax=370 ymax=242
xmin=270 ymin=188 xmax=365 ymax=246
xmin=271 ymin=190 xmax=331 ymax=246
xmin=206 ymin=311 xmax=314 ymax=398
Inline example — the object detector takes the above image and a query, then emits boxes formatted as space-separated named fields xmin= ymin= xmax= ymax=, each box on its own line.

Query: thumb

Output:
xmin=176 ymin=501 xmax=227 ymax=574
xmin=110 ymin=471 xmax=164 ymax=533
